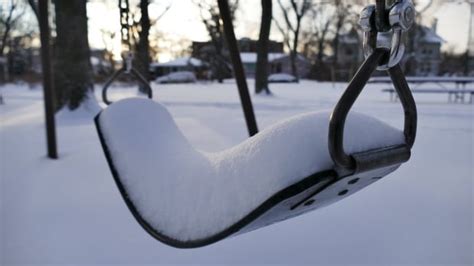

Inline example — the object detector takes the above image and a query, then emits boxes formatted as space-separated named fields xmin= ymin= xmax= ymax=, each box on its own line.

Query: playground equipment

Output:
xmin=95 ymin=0 xmax=418 ymax=248
xmin=101 ymin=0 xmax=153 ymax=105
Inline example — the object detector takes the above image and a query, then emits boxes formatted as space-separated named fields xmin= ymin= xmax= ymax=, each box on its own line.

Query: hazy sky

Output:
xmin=87 ymin=0 xmax=471 ymax=62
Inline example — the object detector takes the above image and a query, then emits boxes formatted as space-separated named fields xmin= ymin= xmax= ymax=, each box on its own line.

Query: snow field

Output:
xmin=0 ymin=80 xmax=472 ymax=264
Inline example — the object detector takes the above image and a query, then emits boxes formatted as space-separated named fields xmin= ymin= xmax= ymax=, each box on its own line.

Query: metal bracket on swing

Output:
xmin=102 ymin=53 xmax=153 ymax=106
xmin=101 ymin=0 xmax=153 ymax=106
xmin=328 ymin=0 xmax=417 ymax=176
xmin=360 ymin=0 xmax=416 ymax=70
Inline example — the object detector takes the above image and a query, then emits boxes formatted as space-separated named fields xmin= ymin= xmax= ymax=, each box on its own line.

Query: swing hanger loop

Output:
xmin=360 ymin=0 xmax=415 ymax=70
xmin=123 ymin=52 xmax=133 ymax=74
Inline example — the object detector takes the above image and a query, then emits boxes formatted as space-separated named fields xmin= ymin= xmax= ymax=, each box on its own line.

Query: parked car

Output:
xmin=155 ymin=71 xmax=197 ymax=84
xmin=268 ymin=73 xmax=298 ymax=83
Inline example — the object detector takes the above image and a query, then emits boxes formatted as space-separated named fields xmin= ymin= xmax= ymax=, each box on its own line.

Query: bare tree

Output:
xmin=331 ymin=1 xmax=357 ymax=64
xmin=274 ymin=0 xmax=313 ymax=80
xmin=255 ymin=0 xmax=272 ymax=94
xmin=304 ymin=3 xmax=332 ymax=62
xmin=132 ymin=0 xmax=170 ymax=92
xmin=135 ymin=0 xmax=152 ymax=93
xmin=0 ymin=0 xmax=24 ymax=56
xmin=193 ymin=0 xmax=239 ymax=83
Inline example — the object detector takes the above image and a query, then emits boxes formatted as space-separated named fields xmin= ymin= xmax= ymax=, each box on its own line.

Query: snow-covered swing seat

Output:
xmin=95 ymin=48 xmax=417 ymax=248
xmin=95 ymin=0 xmax=419 ymax=248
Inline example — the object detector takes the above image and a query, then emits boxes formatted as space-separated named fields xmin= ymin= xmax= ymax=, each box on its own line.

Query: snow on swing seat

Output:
xmin=96 ymin=98 xmax=404 ymax=245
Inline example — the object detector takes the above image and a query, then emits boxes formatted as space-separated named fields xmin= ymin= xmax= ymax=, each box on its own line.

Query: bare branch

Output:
xmin=276 ymin=0 xmax=295 ymax=32
xmin=154 ymin=4 xmax=171 ymax=22
xmin=273 ymin=16 xmax=291 ymax=49
xmin=27 ymin=0 xmax=39 ymax=22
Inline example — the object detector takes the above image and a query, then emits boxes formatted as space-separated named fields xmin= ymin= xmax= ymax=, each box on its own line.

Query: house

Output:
xmin=334 ymin=24 xmax=444 ymax=77
xmin=409 ymin=25 xmax=445 ymax=76
xmin=239 ymin=52 xmax=311 ymax=78
xmin=335 ymin=29 xmax=364 ymax=66
xmin=192 ymin=38 xmax=284 ymax=57
xmin=150 ymin=57 xmax=207 ymax=79
xmin=192 ymin=38 xmax=310 ymax=79
xmin=191 ymin=38 xmax=286 ymax=80
xmin=333 ymin=28 xmax=364 ymax=80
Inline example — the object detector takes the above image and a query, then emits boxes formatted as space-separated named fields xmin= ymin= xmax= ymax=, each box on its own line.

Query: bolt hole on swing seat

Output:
xmin=95 ymin=0 xmax=417 ymax=249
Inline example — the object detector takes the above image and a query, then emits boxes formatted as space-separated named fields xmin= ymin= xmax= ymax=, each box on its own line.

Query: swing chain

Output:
xmin=360 ymin=0 xmax=415 ymax=70
xmin=119 ymin=0 xmax=135 ymax=70
xmin=119 ymin=0 xmax=132 ymax=54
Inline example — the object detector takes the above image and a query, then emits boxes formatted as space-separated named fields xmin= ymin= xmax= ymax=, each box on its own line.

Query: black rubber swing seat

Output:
xmin=95 ymin=50 xmax=417 ymax=248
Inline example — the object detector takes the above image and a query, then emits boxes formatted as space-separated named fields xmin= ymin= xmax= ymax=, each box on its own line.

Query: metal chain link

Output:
xmin=119 ymin=0 xmax=132 ymax=54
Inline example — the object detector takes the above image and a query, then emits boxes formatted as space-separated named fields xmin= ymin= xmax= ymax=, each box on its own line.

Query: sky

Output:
xmin=86 ymin=0 xmax=472 ymax=62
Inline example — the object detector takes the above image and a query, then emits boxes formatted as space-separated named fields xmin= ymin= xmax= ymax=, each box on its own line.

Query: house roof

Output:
xmin=152 ymin=57 xmax=204 ymax=67
xmin=419 ymin=26 xmax=445 ymax=44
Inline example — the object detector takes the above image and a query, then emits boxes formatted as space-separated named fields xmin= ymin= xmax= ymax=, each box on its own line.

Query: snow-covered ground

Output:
xmin=1 ymin=80 xmax=473 ymax=264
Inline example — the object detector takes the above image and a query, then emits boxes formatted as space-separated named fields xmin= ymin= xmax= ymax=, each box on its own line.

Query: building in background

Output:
xmin=190 ymin=38 xmax=311 ymax=79
xmin=408 ymin=25 xmax=445 ymax=76
xmin=332 ymin=28 xmax=364 ymax=81
xmin=238 ymin=38 xmax=284 ymax=53
xmin=149 ymin=57 xmax=207 ymax=79
xmin=333 ymin=24 xmax=444 ymax=78
xmin=239 ymin=52 xmax=311 ymax=78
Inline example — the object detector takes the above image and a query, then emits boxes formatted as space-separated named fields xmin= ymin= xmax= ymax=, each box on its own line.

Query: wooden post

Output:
xmin=217 ymin=0 xmax=259 ymax=136
xmin=38 ymin=0 xmax=58 ymax=159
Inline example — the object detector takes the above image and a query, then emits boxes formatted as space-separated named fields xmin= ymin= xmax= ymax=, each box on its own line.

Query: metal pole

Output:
xmin=466 ymin=1 xmax=474 ymax=74
xmin=38 ymin=0 xmax=58 ymax=159
xmin=217 ymin=0 xmax=259 ymax=137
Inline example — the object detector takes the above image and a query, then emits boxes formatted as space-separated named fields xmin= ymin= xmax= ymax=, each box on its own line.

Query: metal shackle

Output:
xmin=359 ymin=0 xmax=415 ymax=70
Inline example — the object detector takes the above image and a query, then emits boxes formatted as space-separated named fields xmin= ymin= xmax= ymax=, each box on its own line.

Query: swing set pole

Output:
xmin=217 ymin=0 xmax=259 ymax=137
xmin=38 ymin=0 xmax=58 ymax=159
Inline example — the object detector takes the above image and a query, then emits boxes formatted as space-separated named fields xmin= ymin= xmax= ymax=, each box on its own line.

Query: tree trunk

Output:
xmin=53 ymin=0 xmax=93 ymax=110
xmin=291 ymin=23 xmax=300 ymax=81
xmin=332 ymin=21 xmax=343 ymax=65
xmin=135 ymin=0 xmax=151 ymax=93
xmin=317 ymin=36 xmax=324 ymax=63
xmin=255 ymin=0 xmax=272 ymax=94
